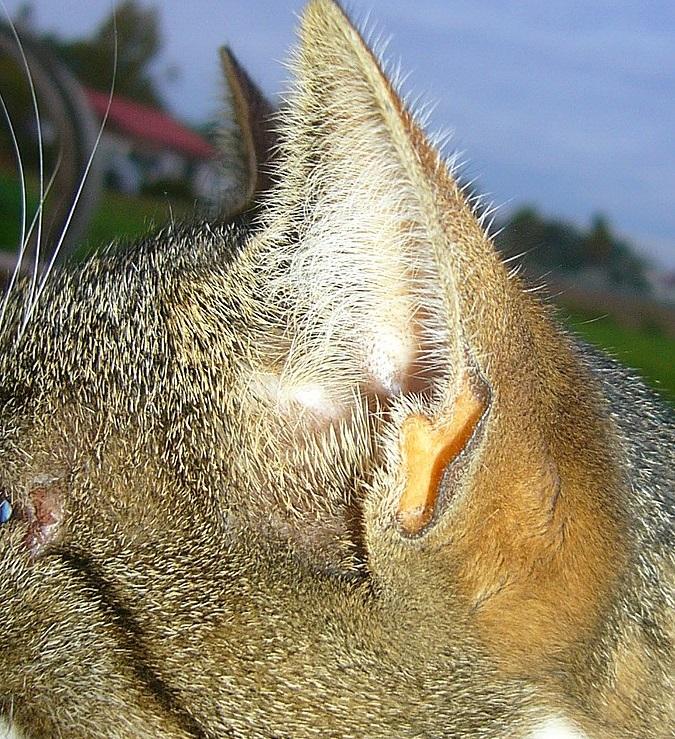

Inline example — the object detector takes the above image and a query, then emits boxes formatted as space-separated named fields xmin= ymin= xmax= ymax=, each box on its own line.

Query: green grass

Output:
xmin=0 ymin=169 xmax=193 ymax=258
xmin=76 ymin=188 xmax=194 ymax=258
xmin=566 ymin=312 xmax=675 ymax=404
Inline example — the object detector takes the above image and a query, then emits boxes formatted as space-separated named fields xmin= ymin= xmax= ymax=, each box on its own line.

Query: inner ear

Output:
xmin=397 ymin=369 xmax=490 ymax=537
xmin=247 ymin=240 xmax=456 ymax=427
xmin=362 ymin=259 xmax=454 ymax=404
xmin=237 ymin=1 xmax=467 ymax=425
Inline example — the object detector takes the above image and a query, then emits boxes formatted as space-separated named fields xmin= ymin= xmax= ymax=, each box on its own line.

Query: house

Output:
xmin=85 ymin=88 xmax=224 ymax=202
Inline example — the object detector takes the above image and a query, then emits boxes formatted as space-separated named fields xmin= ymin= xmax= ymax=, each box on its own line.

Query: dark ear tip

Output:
xmin=219 ymin=46 xmax=240 ymax=90
xmin=219 ymin=46 xmax=232 ymax=66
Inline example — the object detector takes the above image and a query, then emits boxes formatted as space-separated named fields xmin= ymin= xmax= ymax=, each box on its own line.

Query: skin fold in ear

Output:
xmin=397 ymin=372 xmax=489 ymax=537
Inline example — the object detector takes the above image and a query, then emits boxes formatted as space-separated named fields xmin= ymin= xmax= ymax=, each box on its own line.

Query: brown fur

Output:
xmin=0 ymin=2 xmax=672 ymax=737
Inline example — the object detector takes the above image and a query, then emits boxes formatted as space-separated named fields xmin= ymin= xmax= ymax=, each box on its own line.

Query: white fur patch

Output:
xmin=526 ymin=716 xmax=589 ymax=739
xmin=0 ymin=717 xmax=24 ymax=739
xmin=252 ymin=371 xmax=341 ymax=420
xmin=368 ymin=323 xmax=412 ymax=396
xmin=290 ymin=381 xmax=333 ymax=415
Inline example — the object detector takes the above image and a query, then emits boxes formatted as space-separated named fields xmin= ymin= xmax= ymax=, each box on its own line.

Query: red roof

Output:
xmin=85 ymin=88 xmax=216 ymax=160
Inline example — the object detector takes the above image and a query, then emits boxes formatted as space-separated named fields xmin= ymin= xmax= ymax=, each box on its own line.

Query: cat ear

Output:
xmin=240 ymin=0 xmax=541 ymax=527
xmin=233 ymin=0 xmax=509 ymax=545
xmin=242 ymin=0 xmax=496 ymax=418
xmin=239 ymin=0 xmax=622 ymax=671
xmin=217 ymin=47 xmax=277 ymax=215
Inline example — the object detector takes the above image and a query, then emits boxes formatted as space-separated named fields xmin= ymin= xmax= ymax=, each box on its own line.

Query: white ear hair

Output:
xmin=526 ymin=716 xmax=589 ymax=739
xmin=237 ymin=0 xmax=462 ymax=414
xmin=0 ymin=717 xmax=26 ymax=739
xmin=253 ymin=371 xmax=342 ymax=420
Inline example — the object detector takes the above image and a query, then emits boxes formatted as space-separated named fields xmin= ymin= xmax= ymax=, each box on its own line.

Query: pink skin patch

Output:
xmin=21 ymin=477 xmax=64 ymax=556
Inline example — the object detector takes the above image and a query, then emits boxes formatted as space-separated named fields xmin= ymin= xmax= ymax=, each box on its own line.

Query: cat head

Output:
xmin=0 ymin=0 xmax=625 ymax=677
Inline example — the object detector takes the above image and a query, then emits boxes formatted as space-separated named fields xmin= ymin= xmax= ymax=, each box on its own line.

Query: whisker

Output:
xmin=19 ymin=149 xmax=63 ymax=256
xmin=0 ymin=141 xmax=62 ymax=327
xmin=0 ymin=90 xmax=27 ymax=306
xmin=21 ymin=12 xmax=119 ymax=335
xmin=0 ymin=3 xmax=47 ymax=318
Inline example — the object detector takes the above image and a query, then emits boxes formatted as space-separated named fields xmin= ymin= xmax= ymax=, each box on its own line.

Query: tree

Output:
xmin=496 ymin=206 xmax=584 ymax=274
xmin=48 ymin=0 xmax=165 ymax=107
xmin=584 ymin=213 xmax=614 ymax=268
xmin=496 ymin=208 xmax=650 ymax=293
xmin=582 ymin=215 xmax=650 ymax=292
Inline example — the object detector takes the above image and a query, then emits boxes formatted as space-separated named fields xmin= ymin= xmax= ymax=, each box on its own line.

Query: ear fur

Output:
xmin=218 ymin=47 xmax=277 ymax=215
xmin=240 ymin=0 xmax=476 ymax=415
xmin=231 ymin=0 xmax=625 ymax=675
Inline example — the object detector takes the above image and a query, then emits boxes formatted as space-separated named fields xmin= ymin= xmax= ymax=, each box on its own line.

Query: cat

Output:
xmin=0 ymin=1 xmax=672 ymax=737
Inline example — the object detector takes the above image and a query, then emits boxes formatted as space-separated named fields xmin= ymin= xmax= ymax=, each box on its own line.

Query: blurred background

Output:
xmin=0 ymin=0 xmax=673 ymax=402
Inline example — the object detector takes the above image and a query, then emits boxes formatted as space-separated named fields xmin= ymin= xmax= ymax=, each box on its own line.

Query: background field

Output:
xmin=565 ymin=311 xmax=675 ymax=403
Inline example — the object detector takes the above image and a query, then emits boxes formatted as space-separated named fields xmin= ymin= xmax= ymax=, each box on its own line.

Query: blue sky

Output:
xmin=4 ymin=0 xmax=675 ymax=269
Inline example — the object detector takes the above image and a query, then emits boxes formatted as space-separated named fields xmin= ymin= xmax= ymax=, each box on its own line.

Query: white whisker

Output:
xmin=20 ymin=12 xmax=119 ymax=336
xmin=0 ymin=3 xmax=46 ymax=319
xmin=19 ymin=149 xmax=63 ymax=254
xmin=0 ymin=144 xmax=62 ymax=327
xmin=0 ymin=89 xmax=27 ymax=327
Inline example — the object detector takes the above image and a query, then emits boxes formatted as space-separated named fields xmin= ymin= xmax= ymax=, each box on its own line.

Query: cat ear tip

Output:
xmin=302 ymin=0 xmax=348 ymax=26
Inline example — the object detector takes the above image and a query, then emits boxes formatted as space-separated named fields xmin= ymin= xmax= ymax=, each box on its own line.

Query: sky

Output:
xmin=3 ymin=0 xmax=675 ymax=270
